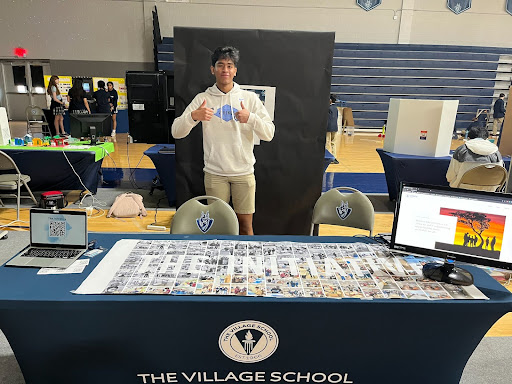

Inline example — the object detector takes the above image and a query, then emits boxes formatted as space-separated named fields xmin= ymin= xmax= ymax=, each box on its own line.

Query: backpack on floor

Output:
xmin=107 ymin=193 xmax=147 ymax=218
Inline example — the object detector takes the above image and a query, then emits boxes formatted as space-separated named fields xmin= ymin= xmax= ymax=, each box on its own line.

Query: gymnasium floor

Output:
xmin=0 ymin=128 xmax=510 ymax=337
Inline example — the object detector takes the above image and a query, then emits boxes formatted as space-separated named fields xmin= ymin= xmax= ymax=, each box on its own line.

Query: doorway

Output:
xmin=0 ymin=60 xmax=51 ymax=121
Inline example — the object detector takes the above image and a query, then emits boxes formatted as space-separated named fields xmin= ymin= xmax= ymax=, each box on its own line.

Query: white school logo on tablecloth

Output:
xmin=219 ymin=320 xmax=279 ymax=363
xmin=336 ymin=201 xmax=352 ymax=220
xmin=196 ymin=211 xmax=214 ymax=233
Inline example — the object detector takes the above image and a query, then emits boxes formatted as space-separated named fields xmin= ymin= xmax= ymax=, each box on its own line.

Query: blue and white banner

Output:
xmin=507 ymin=0 xmax=512 ymax=16
xmin=357 ymin=0 xmax=381 ymax=12
xmin=447 ymin=0 xmax=471 ymax=15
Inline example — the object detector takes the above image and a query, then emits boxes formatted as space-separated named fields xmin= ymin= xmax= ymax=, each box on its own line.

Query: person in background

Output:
xmin=492 ymin=93 xmax=506 ymax=136
xmin=171 ymin=46 xmax=275 ymax=235
xmin=457 ymin=116 xmax=483 ymax=139
xmin=107 ymin=81 xmax=118 ymax=136
xmin=93 ymin=80 xmax=111 ymax=114
xmin=326 ymin=94 xmax=339 ymax=158
xmin=67 ymin=79 xmax=91 ymax=115
xmin=467 ymin=117 xmax=482 ymax=131
xmin=46 ymin=75 xmax=66 ymax=136
xmin=446 ymin=125 xmax=503 ymax=191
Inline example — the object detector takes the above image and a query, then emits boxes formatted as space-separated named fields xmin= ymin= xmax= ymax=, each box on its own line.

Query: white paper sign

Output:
xmin=38 ymin=259 xmax=90 ymax=275
xmin=240 ymin=85 xmax=276 ymax=145
xmin=132 ymin=103 xmax=145 ymax=111
xmin=0 ymin=107 xmax=11 ymax=146
xmin=240 ymin=85 xmax=276 ymax=121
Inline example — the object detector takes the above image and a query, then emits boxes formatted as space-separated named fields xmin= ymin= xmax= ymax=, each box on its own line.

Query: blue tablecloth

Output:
xmin=0 ymin=233 xmax=510 ymax=384
xmin=377 ymin=148 xmax=511 ymax=201
xmin=144 ymin=144 xmax=176 ymax=206
xmin=144 ymin=147 xmax=331 ymax=207
xmin=0 ymin=145 xmax=111 ymax=193
xmin=324 ymin=149 xmax=335 ymax=173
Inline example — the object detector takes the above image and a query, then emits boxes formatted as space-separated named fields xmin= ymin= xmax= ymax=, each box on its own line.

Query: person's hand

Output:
xmin=191 ymin=100 xmax=213 ymax=121
xmin=235 ymin=101 xmax=250 ymax=123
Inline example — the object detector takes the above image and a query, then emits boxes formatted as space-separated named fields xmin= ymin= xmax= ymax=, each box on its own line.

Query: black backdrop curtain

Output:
xmin=174 ymin=27 xmax=335 ymax=235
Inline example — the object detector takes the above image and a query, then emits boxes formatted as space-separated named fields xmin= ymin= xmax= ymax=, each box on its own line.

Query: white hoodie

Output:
xmin=446 ymin=138 xmax=504 ymax=191
xmin=172 ymin=83 xmax=275 ymax=176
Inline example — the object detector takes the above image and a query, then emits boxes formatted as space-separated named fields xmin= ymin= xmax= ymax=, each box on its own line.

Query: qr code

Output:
xmin=49 ymin=220 xmax=66 ymax=237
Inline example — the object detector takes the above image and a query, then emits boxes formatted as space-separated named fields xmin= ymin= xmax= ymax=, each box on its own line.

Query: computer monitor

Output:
xmin=391 ymin=183 xmax=512 ymax=285
xmin=82 ymin=82 xmax=91 ymax=93
xmin=69 ymin=113 xmax=111 ymax=141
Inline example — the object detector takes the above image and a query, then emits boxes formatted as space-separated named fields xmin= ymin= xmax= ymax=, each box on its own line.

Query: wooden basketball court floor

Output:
xmin=0 ymin=132 xmax=510 ymax=336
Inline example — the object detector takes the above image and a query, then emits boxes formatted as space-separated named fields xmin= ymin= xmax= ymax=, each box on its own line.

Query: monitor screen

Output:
xmin=30 ymin=209 xmax=87 ymax=248
xmin=82 ymin=83 xmax=91 ymax=92
xmin=69 ymin=113 xmax=111 ymax=138
xmin=391 ymin=183 xmax=512 ymax=270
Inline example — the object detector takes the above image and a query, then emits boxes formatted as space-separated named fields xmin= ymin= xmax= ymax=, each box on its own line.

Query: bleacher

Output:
xmin=157 ymin=38 xmax=512 ymax=131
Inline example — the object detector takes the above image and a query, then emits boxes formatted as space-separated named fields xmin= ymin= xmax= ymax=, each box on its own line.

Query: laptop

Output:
xmin=7 ymin=208 xmax=88 ymax=268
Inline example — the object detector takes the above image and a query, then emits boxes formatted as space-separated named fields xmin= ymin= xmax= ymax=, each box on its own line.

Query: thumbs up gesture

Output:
xmin=235 ymin=101 xmax=250 ymax=123
xmin=191 ymin=100 xmax=214 ymax=121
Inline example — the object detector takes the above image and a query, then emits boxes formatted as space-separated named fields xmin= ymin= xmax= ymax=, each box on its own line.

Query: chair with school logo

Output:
xmin=311 ymin=187 xmax=374 ymax=236
xmin=170 ymin=195 xmax=239 ymax=235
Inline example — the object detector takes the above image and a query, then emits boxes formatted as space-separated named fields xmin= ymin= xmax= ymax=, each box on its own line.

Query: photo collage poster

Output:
xmin=75 ymin=240 xmax=488 ymax=300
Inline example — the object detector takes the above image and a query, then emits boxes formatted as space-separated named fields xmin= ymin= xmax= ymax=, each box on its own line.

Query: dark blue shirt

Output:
xmin=327 ymin=104 xmax=339 ymax=132
xmin=108 ymin=89 xmax=118 ymax=109
xmin=93 ymin=89 xmax=110 ymax=113
xmin=493 ymin=98 xmax=506 ymax=118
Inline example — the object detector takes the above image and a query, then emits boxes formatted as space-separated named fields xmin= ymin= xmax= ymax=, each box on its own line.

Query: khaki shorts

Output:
xmin=204 ymin=172 xmax=256 ymax=214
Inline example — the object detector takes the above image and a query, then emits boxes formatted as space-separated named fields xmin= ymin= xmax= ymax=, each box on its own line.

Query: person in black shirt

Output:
xmin=67 ymin=79 xmax=91 ymax=115
xmin=326 ymin=94 xmax=339 ymax=158
xmin=492 ymin=93 xmax=506 ymax=136
xmin=93 ymin=80 xmax=110 ymax=114
xmin=107 ymin=81 xmax=119 ymax=136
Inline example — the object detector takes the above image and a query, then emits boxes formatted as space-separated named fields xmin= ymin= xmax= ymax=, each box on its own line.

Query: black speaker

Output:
xmin=126 ymin=71 xmax=173 ymax=143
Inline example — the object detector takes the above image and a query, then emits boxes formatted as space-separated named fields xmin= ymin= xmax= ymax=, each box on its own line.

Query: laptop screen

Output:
xmin=391 ymin=183 xmax=512 ymax=270
xmin=30 ymin=209 xmax=87 ymax=248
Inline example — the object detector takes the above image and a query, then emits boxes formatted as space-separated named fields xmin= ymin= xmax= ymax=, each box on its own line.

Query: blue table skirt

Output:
xmin=144 ymin=144 xmax=176 ymax=206
xmin=324 ymin=149 xmax=335 ymax=173
xmin=144 ymin=147 xmax=332 ymax=208
xmin=377 ymin=148 xmax=511 ymax=200
xmin=0 ymin=148 xmax=103 ymax=193
xmin=0 ymin=234 xmax=510 ymax=384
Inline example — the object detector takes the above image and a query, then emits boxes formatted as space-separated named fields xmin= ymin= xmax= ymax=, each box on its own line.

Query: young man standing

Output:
xmin=172 ymin=46 xmax=275 ymax=235
xmin=93 ymin=81 xmax=110 ymax=114
xmin=326 ymin=94 xmax=339 ymax=158
xmin=492 ymin=93 xmax=506 ymax=136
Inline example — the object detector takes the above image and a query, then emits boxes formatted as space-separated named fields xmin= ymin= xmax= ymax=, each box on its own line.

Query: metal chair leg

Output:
xmin=16 ymin=182 xmax=21 ymax=221
xmin=22 ymin=181 xmax=38 ymax=204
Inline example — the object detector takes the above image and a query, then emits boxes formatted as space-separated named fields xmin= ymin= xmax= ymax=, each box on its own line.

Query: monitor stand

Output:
xmin=423 ymin=260 xmax=474 ymax=286
xmin=90 ymin=126 xmax=96 ymax=145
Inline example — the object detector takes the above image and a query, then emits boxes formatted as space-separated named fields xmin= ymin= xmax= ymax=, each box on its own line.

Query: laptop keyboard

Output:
xmin=23 ymin=248 xmax=82 ymax=259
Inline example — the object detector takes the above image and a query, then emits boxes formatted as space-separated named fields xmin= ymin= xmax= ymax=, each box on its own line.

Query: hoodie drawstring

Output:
xmin=230 ymin=93 xmax=235 ymax=123
xmin=220 ymin=94 xmax=223 ymax=123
